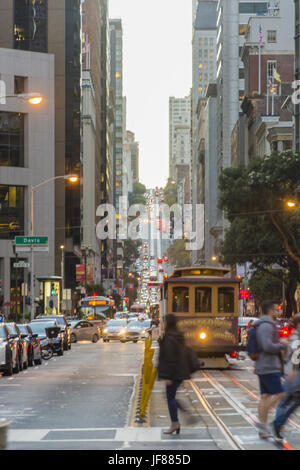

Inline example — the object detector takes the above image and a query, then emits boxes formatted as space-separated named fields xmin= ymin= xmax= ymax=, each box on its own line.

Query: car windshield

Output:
xmin=106 ymin=320 xmax=127 ymax=327
xmin=128 ymin=320 xmax=151 ymax=328
xmin=17 ymin=325 xmax=27 ymax=335
xmin=39 ymin=316 xmax=65 ymax=326
xmin=0 ymin=325 xmax=7 ymax=339
xmin=69 ymin=321 xmax=79 ymax=328
xmin=29 ymin=322 xmax=56 ymax=335
xmin=6 ymin=324 xmax=18 ymax=335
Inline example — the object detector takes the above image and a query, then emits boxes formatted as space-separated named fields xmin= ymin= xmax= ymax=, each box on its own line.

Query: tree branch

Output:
xmin=269 ymin=213 xmax=300 ymax=268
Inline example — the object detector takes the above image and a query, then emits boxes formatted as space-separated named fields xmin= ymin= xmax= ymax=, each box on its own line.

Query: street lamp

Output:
xmin=0 ymin=93 xmax=44 ymax=105
xmin=29 ymin=174 xmax=79 ymax=320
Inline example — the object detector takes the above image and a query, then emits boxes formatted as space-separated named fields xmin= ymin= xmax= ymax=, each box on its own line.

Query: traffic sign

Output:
xmin=15 ymin=236 xmax=48 ymax=246
xmin=13 ymin=262 xmax=30 ymax=269
xmin=15 ymin=246 xmax=49 ymax=253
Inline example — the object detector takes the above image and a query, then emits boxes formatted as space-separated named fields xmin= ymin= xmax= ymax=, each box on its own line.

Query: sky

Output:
xmin=109 ymin=0 xmax=192 ymax=190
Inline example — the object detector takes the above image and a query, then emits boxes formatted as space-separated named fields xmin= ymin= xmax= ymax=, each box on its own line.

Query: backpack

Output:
xmin=246 ymin=321 xmax=270 ymax=361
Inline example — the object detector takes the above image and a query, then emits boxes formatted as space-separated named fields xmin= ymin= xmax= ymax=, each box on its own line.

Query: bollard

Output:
xmin=139 ymin=336 xmax=157 ymax=421
xmin=0 ymin=420 xmax=10 ymax=450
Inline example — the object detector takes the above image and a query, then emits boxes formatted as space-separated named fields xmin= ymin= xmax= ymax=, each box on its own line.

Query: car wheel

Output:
xmin=92 ymin=334 xmax=99 ymax=343
xmin=133 ymin=340 xmax=138 ymax=343
xmin=3 ymin=360 xmax=13 ymax=377
xmin=28 ymin=349 xmax=34 ymax=367
xmin=71 ymin=333 xmax=77 ymax=343
xmin=120 ymin=340 xmax=126 ymax=343
xmin=13 ymin=357 xmax=20 ymax=374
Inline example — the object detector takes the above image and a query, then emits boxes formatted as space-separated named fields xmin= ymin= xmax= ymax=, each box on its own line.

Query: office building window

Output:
xmin=0 ymin=185 xmax=24 ymax=239
xmin=267 ymin=30 xmax=277 ymax=43
xmin=239 ymin=3 xmax=268 ymax=14
xmin=267 ymin=60 xmax=277 ymax=79
xmin=14 ymin=0 xmax=48 ymax=53
xmin=0 ymin=112 xmax=24 ymax=168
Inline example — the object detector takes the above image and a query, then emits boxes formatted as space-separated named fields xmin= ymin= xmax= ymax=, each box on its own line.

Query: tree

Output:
xmin=164 ymin=179 xmax=178 ymax=206
xmin=131 ymin=182 xmax=147 ymax=205
xmin=85 ymin=283 xmax=105 ymax=297
xmin=218 ymin=151 xmax=300 ymax=317
xmin=166 ymin=239 xmax=190 ymax=268
xmin=248 ymin=269 xmax=283 ymax=310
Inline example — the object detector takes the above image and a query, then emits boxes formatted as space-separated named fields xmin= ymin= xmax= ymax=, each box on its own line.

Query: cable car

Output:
xmin=160 ymin=266 xmax=240 ymax=369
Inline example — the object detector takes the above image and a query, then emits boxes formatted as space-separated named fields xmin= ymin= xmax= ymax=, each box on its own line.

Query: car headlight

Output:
xmin=103 ymin=329 xmax=108 ymax=334
xmin=119 ymin=329 xmax=126 ymax=335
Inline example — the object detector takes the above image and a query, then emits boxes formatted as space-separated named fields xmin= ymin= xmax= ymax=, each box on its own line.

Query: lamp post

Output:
xmin=29 ymin=175 xmax=78 ymax=320
xmin=60 ymin=245 xmax=65 ymax=311
xmin=0 ymin=93 xmax=44 ymax=106
xmin=81 ymin=245 xmax=92 ymax=296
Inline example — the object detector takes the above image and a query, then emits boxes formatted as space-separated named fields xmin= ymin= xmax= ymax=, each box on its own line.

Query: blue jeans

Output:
xmin=166 ymin=380 xmax=183 ymax=423
xmin=274 ymin=379 xmax=300 ymax=428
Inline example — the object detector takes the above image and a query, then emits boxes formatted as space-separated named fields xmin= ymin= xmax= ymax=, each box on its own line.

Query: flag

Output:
xmin=259 ymin=24 xmax=263 ymax=46
xmin=273 ymin=68 xmax=281 ymax=82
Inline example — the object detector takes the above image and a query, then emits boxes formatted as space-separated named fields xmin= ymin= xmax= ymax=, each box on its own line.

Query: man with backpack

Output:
xmin=249 ymin=300 xmax=288 ymax=439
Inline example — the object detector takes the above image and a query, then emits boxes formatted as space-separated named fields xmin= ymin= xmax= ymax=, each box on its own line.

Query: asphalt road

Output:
xmin=1 ymin=340 xmax=144 ymax=450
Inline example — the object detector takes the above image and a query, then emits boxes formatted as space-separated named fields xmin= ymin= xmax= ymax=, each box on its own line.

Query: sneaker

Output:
xmin=272 ymin=422 xmax=284 ymax=442
xmin=257 ymin=422 xmax=272 ymax=439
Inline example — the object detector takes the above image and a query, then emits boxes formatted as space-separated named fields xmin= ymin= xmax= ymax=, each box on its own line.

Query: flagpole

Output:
xmin=258 ymin=43 xmax=261 ymax=95
xmin=267 ymin=77 xmax=270 ymax=115
xmin=272 ymin=76 xmax=275 ymax=115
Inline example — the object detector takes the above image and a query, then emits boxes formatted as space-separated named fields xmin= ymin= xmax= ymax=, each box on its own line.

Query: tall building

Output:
xmin=169 ymin=95 xmax=192 ymax=182
xmin=82 ymin=0 xmax=112 ymax=283
xmin=0 ymin=48 xmax=55 ymax=316
xmin=191 ymin=1 xmax=217 ymax=218
xmin=109 ymin=18 xmax=125 ymax=274
xmin=125 ymin=131 xmax=139 ymax=184
xmin=0 ymin=1 xmax=82 ymax=298
xmin=216 ymin=0 xmax=270 ymax=171
xmin=295 ymin=0 xmax=300 ymax=150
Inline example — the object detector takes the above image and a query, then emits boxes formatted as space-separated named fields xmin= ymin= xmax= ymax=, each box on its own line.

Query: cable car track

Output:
xmin=189 ymin=370 xmax=296 ymax=450
xmin=188 ymin=378 xmax=245 ymax=450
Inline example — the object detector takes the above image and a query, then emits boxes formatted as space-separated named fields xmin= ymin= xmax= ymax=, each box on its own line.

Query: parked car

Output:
xmin=35 ymin=315 xmax=71 ymax=351
xmin=102 ymin=319 xmax=128 ymax=342
xmin=17 ymin=324 xmax=42 ymax=366
xmin=69 ymin=320 xmax=100 ymax=343
xmin=6 ymin=323 xmax=28 ymax=371
xmin=0 ymin=323 xmax=19 ymax=376
xmin=29 ymin=321 xmax=64 ymax=356
xmin=123 ymin=319 xmax=152 ymax=343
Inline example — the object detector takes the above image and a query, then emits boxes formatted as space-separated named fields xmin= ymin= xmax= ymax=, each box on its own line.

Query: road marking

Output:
xmin=9 ymin=427 xmax=217 ymax=443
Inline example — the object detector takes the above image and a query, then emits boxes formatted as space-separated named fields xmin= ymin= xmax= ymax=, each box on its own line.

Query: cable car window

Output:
xmin=195 ymin=287 xmax=212 ymax=313
xmin=172 ymin=287 xmax=189 ymax=313
xmin=218 ymin=287 xmax=235 ymax=313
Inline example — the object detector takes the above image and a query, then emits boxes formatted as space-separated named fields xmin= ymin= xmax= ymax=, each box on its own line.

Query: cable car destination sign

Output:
xmin=15 ymin=236 xmax=49 ymax=252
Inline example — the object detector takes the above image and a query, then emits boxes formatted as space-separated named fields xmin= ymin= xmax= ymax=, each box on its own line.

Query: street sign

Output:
xmin=15 ymin=246 xmax=49 ymax=253
xmin=13 ymin=262 xmax=30 ymax=268
xmin=15 ymin=236 xmax=48 ymax=246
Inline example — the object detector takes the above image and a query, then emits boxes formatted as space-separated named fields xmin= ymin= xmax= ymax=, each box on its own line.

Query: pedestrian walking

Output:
xmin=157 ymin=313 xmax=195 ymax=435
xmin=253 ymin=300 xmax=288 ymax=439
xmin=273 ymin=314 xmax=300 ymax=441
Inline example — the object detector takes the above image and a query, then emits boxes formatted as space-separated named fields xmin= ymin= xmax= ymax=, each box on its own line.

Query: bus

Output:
xmin=160 ymin=266 xmax=240 ymax=369
xmin=77 ymin=296 xmax=115 ymax=322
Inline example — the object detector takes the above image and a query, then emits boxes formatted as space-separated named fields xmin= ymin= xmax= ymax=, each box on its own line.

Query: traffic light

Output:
xmin=50 ymin=283 xmax=55 ymax=296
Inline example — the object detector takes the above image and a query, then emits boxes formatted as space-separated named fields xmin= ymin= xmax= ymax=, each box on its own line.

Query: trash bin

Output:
xmin=0 ymin=420 xmax=10 ymax=449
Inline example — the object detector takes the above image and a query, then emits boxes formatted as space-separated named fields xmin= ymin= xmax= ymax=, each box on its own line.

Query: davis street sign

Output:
xmin=15 ymin=236 xmax=48 ymax=246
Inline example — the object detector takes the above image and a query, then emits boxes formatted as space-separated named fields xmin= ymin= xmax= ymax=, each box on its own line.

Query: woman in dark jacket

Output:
xmin=158 ymin=314 xmax=191 ymax=435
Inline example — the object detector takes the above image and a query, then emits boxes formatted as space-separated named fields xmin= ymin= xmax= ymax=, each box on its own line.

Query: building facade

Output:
xmin=0 ymin=48 xmax=55 ymax=316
